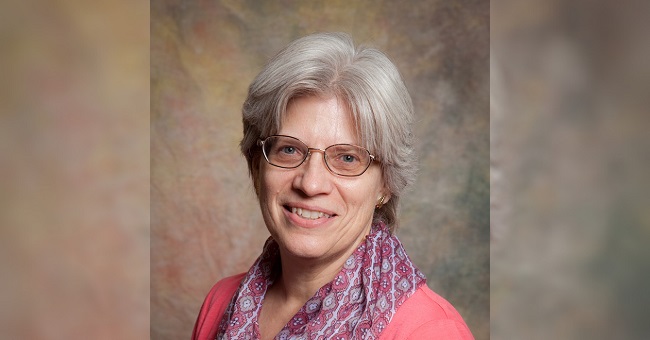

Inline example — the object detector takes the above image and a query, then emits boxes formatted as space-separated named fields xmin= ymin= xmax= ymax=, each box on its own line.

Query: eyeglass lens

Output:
xmin=261 ymin=135 xmax=371 ymax=176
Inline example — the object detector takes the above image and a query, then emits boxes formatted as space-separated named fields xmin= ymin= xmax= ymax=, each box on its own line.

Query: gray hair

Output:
xmin=240 ymin=32 xmax=416 ymax=232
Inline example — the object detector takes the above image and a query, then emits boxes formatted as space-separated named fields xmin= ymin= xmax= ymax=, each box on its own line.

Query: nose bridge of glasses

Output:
xmin=305 ymin=147 xmax=328 ymax=165
xmin=306 ymin=147 xmax=326 ymax=156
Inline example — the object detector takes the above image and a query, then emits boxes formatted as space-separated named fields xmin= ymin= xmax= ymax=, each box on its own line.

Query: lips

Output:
xmin=284 ymin=205 xmax=334 ymax=220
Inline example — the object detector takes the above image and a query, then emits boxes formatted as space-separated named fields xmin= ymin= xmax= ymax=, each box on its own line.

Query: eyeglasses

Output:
xmin=257 ymin=135 xmax=376 ymax=177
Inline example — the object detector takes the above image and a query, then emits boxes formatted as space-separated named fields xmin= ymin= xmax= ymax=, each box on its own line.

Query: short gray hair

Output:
xmin=240 ymin=32 xmax=416 ymax=232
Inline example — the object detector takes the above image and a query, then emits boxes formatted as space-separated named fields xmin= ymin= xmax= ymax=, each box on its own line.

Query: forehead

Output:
xmin=279 ymin=95 xmax=360 ymax=146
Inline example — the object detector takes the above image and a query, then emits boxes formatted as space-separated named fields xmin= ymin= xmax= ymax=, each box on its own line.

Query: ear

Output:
xmin=381 ymin=192 xmax=391 ymax=206
xmin=380 ymin=184 xmax=391 ymax=205
xmin=376 ymin=187 xmax=392 ymax=208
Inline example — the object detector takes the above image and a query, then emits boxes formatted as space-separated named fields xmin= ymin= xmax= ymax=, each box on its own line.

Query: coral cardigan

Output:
xmin=192 ymin=273 xmax=474 ymax=340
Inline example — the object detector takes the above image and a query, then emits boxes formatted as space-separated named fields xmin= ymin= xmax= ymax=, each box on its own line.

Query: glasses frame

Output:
xmin=257 ymin=134 xmax=376 ymax=177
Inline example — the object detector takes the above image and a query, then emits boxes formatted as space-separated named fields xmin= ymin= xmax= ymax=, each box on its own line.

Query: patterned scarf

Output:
xmin=215 ymin=222 xmax=426 ymax=339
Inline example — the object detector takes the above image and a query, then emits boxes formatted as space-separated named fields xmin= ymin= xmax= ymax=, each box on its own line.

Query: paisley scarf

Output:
xmin=215 ymin=222 xmax=426 ymax=339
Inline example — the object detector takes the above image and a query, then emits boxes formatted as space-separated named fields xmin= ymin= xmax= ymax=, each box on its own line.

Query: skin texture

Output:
xmin=254 ymin=95 xmax=390 ymax=338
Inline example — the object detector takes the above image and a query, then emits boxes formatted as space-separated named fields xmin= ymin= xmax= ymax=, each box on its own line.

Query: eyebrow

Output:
xmin=275 ymin=133 xmax=360 ymax=147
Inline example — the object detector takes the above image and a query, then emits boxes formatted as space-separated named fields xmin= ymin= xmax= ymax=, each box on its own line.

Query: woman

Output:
xmin=192 ymin=32 xmax=473 ymax=339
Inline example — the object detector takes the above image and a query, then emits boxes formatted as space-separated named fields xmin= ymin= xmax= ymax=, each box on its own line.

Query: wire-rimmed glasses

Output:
xmin=257 ymin=135 xmax=376 ymax=177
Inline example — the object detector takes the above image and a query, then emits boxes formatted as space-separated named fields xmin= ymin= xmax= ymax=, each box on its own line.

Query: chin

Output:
xmin=285 ymin=239 xmax=327 ymax=259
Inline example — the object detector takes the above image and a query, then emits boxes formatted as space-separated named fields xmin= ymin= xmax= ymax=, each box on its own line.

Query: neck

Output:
xmin=267 ymin=221 xmax=374 ymax=304
xmin=271 ymin=250 xmax=345 ymax=303
xmin=271 ymin=228 xmax=371 ymax=302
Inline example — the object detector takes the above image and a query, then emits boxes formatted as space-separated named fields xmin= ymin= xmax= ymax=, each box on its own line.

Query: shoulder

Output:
xmin=381 ymin=284 xmax=474 ymax=340
xmin=191 ymin=273 xmax=245 ymax=340
xmin=206 ymin=273 xmax=246 ymax=300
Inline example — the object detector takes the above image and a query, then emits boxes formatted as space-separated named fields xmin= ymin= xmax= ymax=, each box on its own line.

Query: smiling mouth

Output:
xmin=284 ymin=205 xmax=333 ymax=220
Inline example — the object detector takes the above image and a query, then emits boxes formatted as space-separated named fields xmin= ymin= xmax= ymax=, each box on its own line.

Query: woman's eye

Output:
xmin=281 ymin=146 xmax=296 ymax=154
xmin=341 ymin=154 xmax=358 ymax=163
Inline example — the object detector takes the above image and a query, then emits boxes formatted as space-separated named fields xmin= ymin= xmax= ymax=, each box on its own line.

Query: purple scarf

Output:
xmin=215 ymin=222 xmax=426 ymax=339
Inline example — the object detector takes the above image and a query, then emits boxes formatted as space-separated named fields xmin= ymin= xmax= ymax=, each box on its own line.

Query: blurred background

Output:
xmin=151 ymin=0 xmax=489 ymax=339
xmin=4 ymin=0 xmax=647 ymax=339
xmin=0 ymin=0 xmax=149 ymax=339
xmin=491 ymin=0 xmax=650 ymax=339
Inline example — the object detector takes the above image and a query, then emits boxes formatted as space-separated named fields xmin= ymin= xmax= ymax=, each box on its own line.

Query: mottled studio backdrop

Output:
xmin=491 ymin=0 xmax=650 ymax=339
xmin=151 ymin=1 xmax=489 ymax=339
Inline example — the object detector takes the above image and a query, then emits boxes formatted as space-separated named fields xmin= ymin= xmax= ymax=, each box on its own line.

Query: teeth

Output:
xmin=290 ymin=206 xmax=331 ymax=220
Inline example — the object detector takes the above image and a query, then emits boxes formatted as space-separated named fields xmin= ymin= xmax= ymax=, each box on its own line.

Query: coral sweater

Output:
xmin=192 ymin=273 xmax=474 ymax=340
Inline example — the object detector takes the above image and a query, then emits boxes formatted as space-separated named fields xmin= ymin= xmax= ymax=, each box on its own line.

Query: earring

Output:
xmin=376 ymin=195 xmax=386 ymax=209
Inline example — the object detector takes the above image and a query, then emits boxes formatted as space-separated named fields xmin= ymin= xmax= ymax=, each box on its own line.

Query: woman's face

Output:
xmin=257 ymin=95 xmax=387 ymax=265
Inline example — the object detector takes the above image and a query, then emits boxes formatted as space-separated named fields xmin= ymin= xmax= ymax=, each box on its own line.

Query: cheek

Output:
xmin=258 ymin=169 xmax=274 ymax=201
xmin=258 ymin=164 xmax=290 ymax=200
xmin=339 ymin=175 xmax=383 ymax=208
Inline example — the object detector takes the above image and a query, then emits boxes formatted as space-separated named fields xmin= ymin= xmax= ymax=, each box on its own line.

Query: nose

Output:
xmin=292 ymin=149 xmax=333 ymax=196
